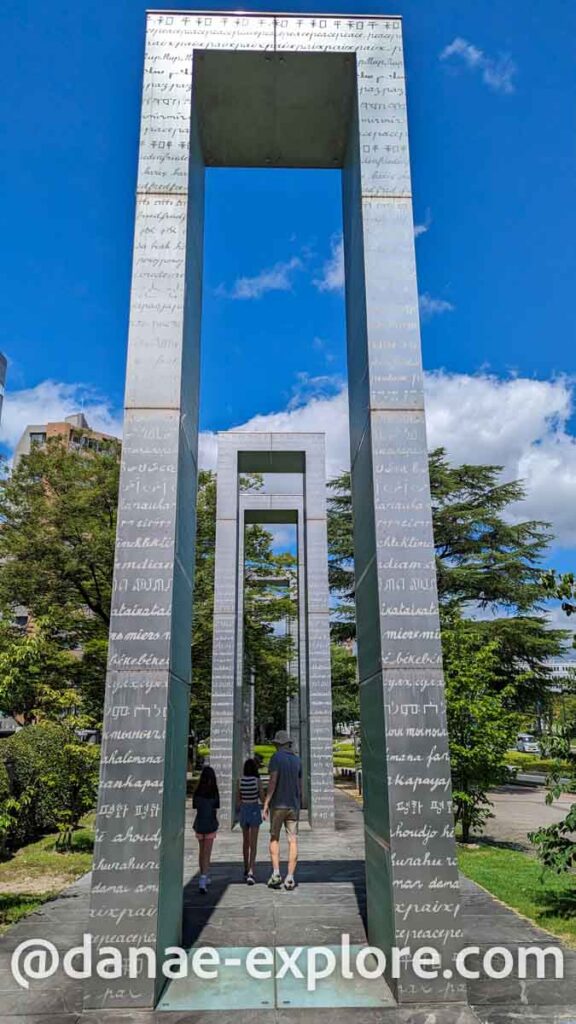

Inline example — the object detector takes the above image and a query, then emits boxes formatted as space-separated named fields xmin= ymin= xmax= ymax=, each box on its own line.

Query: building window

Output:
xmin=29 ymin=432 xmax=46 ymax=445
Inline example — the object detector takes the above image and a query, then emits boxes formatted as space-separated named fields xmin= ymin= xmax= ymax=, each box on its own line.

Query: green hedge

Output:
xmin=506 ymin=751 xmax=572 ymax=774
xmin=0 ymin=760 xmax=9 ymax=805
xmin=197 ymin=743 xmax=276 ymax=768
xmin=199 ymin=740 xmax=360 ymax=771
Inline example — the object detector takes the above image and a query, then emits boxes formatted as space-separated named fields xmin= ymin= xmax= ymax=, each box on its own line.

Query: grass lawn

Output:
xmin=458 ymin=842 xmax=576 ymax=947
xmin=0 ymin=825 xmax=94 ymax=933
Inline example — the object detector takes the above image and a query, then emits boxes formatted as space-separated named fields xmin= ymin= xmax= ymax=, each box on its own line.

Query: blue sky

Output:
xmin=1 ymin=1 xmax=575 ymax=592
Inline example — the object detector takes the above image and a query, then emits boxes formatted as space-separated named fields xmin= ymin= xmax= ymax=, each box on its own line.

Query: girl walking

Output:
xmin=236 ymin=757 xmax=264 ymax=885
xmin=193 ymin=765 xmax=220 ymax=894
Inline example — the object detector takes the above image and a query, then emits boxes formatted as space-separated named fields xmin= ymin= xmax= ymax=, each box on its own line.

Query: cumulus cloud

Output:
xmin=199 ymin=382 xmax=350 ymax=481
xmin=0 ymin=380 xmax=123 ymax=451
xmin=313 ymin=235 xmax=344 ymax=293
xmin=424 ymin=372 xmax=576 ymax=545
xmin=202 ymin=372 xmax=576 ymax=550
xmin=440 ymin=37 xmax=517 ymax=95
xmin=419 ymin=293 xmax=455 ymax=320
xmin=6 ymin=371 xmax=576 ymax=551
xmin=217 ymin=256 xmax=303 ymax=300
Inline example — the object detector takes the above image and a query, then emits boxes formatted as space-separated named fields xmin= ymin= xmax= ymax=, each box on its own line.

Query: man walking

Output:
xmin=263 ymin=730 xmax=301 ymax=890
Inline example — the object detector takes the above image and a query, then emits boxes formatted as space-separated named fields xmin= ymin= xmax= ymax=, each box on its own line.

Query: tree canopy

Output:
xmin=0 ymin=437 xmax=119 ymax=630
xmin=0 ymin=438 xmax=120 ymax=724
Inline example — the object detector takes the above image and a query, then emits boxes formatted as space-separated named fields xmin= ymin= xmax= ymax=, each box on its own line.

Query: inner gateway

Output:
xmin=87 ymin=12 xmax=465 ymax=1012
xmin=210 ymin=433 xmax=335 ymax=830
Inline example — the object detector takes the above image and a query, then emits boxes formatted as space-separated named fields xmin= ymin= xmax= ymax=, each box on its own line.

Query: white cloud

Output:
xmin=0 ymin=380 xmax=122 ymax=451
xmin=199 ymin=383 xmax=350 ymax=481
xmin=419 ymin=293 xmax=455 ymax=320
xmin=202 ymin=372 xmax=576 ymax=550
xmin=286 ymin=372 xmax=344 ymax=411
xmin=267 ymin=524 xmax=298 ymax=551
xmin=312 ymin=336 xmax=336 ymax=364
xmin=217 ymin=256 xmax=303 ymax=300
xmin=414 ymin=210 xmax=432 ymax=238
xmin=440 ymin=37 xmax=517 ymax=95
xmin=314 ymin=235 xmax=344 ymax=293
xmin=424 ymin=373 xmax=576 ymax=547
xmin=7 ymin=372 xmax=576 ymax=552
xmin=543 ymin=602 xmax=576 ymax=637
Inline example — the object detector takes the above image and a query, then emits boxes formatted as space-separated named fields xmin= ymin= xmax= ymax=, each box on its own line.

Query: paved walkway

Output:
xmin=0 ymin=791 xmax=574 ymax=1023
xmin=483 ymin=784 xmax=574 ymax=850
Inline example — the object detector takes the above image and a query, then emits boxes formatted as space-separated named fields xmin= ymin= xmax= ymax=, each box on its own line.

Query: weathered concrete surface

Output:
xmin=482 ymin=785 xmax=574 ymax=850
xmin=0 ymin=791 xmax=575 ymax=1023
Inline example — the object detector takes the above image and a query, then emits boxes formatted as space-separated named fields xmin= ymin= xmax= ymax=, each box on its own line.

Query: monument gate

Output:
xmin=210 ymin=431 xmax=334 ymax=830
xmin=87 ymin=10 xmax=464 ymax=1010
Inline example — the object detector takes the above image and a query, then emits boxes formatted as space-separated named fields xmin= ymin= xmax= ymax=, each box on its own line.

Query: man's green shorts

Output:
xmin=270 ymin=807 xmax=299 ymax=840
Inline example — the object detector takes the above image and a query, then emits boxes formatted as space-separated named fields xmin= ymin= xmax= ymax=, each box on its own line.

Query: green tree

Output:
xmin=443 ymin=615 xmax=520 ymax=842
xmin=0 ymin=438 xmax=120 ymax=724
xmin=0 ymin=437 xmax=119 ymax=628
xmin=190 ymin=471 xmax=217 ymax=740
xmin=330 ymin=643 xmax=358 ymax=729
xmin=244 ymin=541 xmax=298 ymax=740
xmin=429 ymin=450 xmax=551 ymax=611
xmin=0 ymin=615 xmax=84 ymax=725
xmin=528 ymin=581 xmax=576 ymax=874
xmin=326 ymin=471 xmax=355 ymax=642
xmin=541 ymin=570 xmax=576 ymax=622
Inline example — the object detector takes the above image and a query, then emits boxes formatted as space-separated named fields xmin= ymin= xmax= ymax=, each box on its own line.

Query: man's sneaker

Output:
xmin=284 ymin=876 xmax=296 ymax=891
xmin=199 ymin=874 xmax=208 ymax=894
xmin=246 ymin=871 xmax=256 ymax=886
xmin=267 ymin=873 xmax=282 ymax=889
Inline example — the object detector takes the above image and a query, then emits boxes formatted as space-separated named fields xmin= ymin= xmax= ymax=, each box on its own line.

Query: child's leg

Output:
xmin=248 ymin=826 xmax=259 ymax=872
xmin=242 ymin=826 xmax=250 ymax=872
xmin=202 ymin=835 xmax=215 ymax=875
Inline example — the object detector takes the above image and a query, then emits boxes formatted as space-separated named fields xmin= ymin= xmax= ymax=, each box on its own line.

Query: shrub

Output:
xmin=0 ymin=756 xmax=9 ymax=803
xmin=1 ymin=723 xmax=99 ymax=849
xmin=0 ymin=757 xmax=17 ymax=856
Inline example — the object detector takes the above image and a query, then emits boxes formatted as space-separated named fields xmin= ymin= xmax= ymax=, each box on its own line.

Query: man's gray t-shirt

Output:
xmin=268 ymin=748 xmax=302 ymax=810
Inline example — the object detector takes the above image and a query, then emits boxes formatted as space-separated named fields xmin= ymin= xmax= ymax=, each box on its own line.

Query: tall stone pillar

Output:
xmin=340 ymin=37 xmax=465 ymax=1004
xmin=302 ymin=434 xmax=335 ymax=828
xmin=85 ymin=36 xmax=205 ymax=1013
xmin=209 ymin=434 xmax=242 ymax=826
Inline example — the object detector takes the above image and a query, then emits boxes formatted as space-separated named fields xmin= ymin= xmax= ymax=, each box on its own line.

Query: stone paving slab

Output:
xmin=471 ymin=1009 xmax=576 ymax=1024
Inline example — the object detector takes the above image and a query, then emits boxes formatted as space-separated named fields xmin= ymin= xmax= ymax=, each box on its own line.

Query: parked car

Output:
xmin=515 ymin=733 xmax=541 ymax=754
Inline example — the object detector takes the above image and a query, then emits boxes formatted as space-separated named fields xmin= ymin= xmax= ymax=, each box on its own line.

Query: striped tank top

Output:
xmin=239 ymin=775 xmax=260 ymax=803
